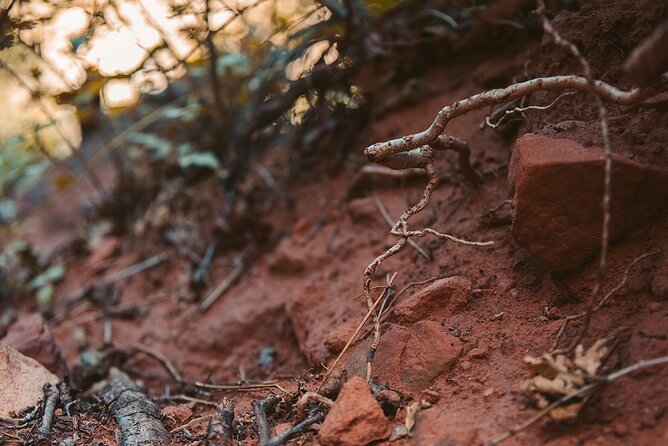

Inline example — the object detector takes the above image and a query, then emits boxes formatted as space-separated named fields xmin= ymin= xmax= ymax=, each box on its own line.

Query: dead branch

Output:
xmin=266 ymin=413 xmax=324 ymax=446
xmin=490 ymin=355 xmax=668 ymax=445
xmin=252 ymin=395 xmax=281 ymax=446
xmin=206 ymin=399 xmax=235 ymax=446
xmin=99 ymin=377 xmax=170 ymax=446
xmin=130 ymin=343 xmax=285 ymax=392
xmin=36 ymin=384 xmax=59 ymax=441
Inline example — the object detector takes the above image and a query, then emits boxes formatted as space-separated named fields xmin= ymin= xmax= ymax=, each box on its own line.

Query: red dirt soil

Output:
xmin=3 ymin=1 xmax=668 ymax=445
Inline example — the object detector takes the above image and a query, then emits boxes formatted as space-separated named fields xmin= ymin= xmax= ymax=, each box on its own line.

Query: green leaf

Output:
xmin=29 ymin=274 xmax=46 ymax=290
xmin=44 ymin=264 xmax=65 ymax=282
xmin=0 ymin=199 xmax=16 ymax=222
xmin=178 ymin=151 xmax=220 ymax=170
xmin=129 ymin=133 xmax=172 ymax=160
xmin=36 ymin=284 xmax=54 ymax=306
xmin=161 ymin=103 xmax=200 ymax=122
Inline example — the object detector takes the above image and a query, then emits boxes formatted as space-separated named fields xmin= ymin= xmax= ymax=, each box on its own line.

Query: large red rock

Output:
xmin=374 ymin=321 xmax=462 ymax=392
xmin=2 ymin=313 xmax=67 ymax=377
xmin=0 ymin=343 xmax=59 ymax=417
xmin=509 ymin=135 xmax=668 ymax=273
xmin=393 ymin=276 xmax=471 ymax=324
xmin=319 ymin=376 xmax=390 ymax=446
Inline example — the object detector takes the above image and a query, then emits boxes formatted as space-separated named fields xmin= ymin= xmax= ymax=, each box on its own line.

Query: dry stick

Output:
xmin=536 ymin=0 xmax=613 ymax=352
xmin=318 ymin=274 xmax=396 ymax=392
xmin=253 ymin=395 xmax=281 ymax=446
xmin=551 ymin=250 xmax=661 ymax=351
xmin=198 ymin=256 xmax=245 ymax=312
xmin=62 ymin=252 xmax=168 ymax=314
xmin=489 ymin=355 xmax=668 ymax=445
xmin=265 ymin=413 xmax=324 ymax=446
xmin=171 ymin=415 xmax=213 ymax=434
xmin=37 ymin=384 xmax=59 ymax=441
xmin=372 ymin=191 xmax=431 ymax=261
xmin=131 ymin=343 xmax=284 ymax=392
xmin=205 ymin=399 xmax=235 ymax=446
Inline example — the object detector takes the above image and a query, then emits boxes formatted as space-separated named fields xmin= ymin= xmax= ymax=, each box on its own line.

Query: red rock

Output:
xmin=323 ymin=319 xmax=357 ymax=355
xmin=468 ymin=346 xmax=488 ymax=359
xmin=160 ymin=404 xmax=192 ymax=424
xmin=0 ymin=343 xmax=59 ymax=417
xmin=509 ymin=135 xmax=668 ymax=273
xmin=268 ymin=239 xmax=306 ymax=275
xmin=374 ymin=321 xmax=462 ymax=392
xmin=1 ymin=313 xmax=67 ymax=377
xmin=319 ymin=376 xmax=390 ymax=446
xmin=393 ymin=276 xmax=472 ymax=324
xmin=412 ymin=407 xmax=479 ymax=445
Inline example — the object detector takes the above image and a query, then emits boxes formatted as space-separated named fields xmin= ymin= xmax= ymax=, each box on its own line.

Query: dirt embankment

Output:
xmin=2 ymin=1 xmax=667 ymax=445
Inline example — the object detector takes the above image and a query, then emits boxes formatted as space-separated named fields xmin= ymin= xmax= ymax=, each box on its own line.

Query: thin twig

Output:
xmin=266 ymin=413 xmax=324 ymax=446
xmin=318 ymin=274 xmax=396 ymax=392
xmin=372 ymin=192 xmax=431 ymax=260
xmin=198 ymin=256 xmax=245 ymax=312
xmin=536 ymin=0 xmax=613 ymax=351
xmin=483 ymin=92 xmax=575 ymax=129
xmin=131 ymin=343 xmax=285 ymax=392
xmin=552 ymin=250 xmax=661 ymax=351
xmin=171 ymin=415 xmax=213 ymax=433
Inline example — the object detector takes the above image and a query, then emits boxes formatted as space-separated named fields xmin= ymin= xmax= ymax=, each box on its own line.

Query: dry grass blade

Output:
xmin=318 ymin=273 xmax=397 ymax=392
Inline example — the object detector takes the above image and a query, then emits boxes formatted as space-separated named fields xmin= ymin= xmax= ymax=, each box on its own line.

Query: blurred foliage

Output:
xmin=0 ymin=0 xmax=536 ymax=233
